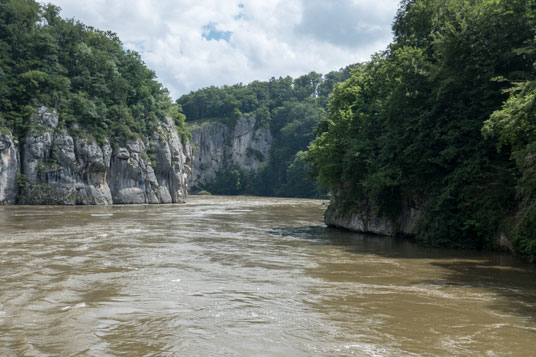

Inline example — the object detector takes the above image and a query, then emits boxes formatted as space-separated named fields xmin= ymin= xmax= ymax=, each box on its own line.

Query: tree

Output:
xmin=307 ymin=0 xmax=536 ymax=253
xmin=0 ymin=0 xmax=187 ymax=145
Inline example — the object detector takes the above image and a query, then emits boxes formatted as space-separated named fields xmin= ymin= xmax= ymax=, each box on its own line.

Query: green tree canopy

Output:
xmin=179 ymin=66 xmax=357 ymax=198
xmin=308 ymin=0 xmax=536 ymax=255
xmin=0 ymin=0 xmax=188 ymax=144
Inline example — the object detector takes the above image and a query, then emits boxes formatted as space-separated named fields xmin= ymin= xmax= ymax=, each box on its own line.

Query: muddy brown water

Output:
xmin=0 ymin=196 xmax=535 ymax=356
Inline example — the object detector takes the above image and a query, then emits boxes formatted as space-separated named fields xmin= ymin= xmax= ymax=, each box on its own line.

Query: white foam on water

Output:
xmin=62 ymin=302 xmax=86 ymax=311
xmin=123 ymin=228 xmax=146 ymax=234
xmin=91 ymin=213 xmax=113 ymax=217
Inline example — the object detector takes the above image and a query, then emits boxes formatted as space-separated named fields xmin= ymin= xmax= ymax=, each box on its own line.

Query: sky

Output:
xmin=47 ymin=0 xmax=401 ymax=99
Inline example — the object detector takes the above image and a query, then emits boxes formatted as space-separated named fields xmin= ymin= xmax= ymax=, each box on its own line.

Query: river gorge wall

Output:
xmin=324 ymin=189 xmax=515 ymax=251
xmin=0 ymin=107 xmax=193 ymax=205
xmin=324 ymin=190 xmax=422 ymax=236
xmin=187 ymin=117 xmax=272 ymax=192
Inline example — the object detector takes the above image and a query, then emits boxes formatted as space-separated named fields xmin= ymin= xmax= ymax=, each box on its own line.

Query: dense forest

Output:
xmin=0 ymin=0 xmax=188 ymax=145
xmin=307 ymin=0 xmax=536 ymax=257
xmin=177 ymin=67 xmax=356 ymax=197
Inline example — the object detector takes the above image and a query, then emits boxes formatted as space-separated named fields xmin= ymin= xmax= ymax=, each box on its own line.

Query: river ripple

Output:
xmin=0 ymin=196 xmax=535 ymax=356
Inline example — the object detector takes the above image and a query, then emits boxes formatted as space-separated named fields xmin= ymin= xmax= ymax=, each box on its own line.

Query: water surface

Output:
xmin=0 ymin=196 xmax=535 ymax=356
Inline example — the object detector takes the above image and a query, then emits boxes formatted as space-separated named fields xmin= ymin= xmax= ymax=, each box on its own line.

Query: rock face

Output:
xmin=1 ymin=106 xmax=193 ymax=205
xmin=0 ymin=132 xmax=19 ymax=204
xmin=325 ymin=192 xmax=421 ymax=236
xmin=188 ymin=117 xmax=272 ymax=191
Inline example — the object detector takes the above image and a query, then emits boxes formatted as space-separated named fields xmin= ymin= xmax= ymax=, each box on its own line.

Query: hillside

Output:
xmin=307 ymin=0 xmax=536 ymax=257
xmin=178 ymin=68 xmax=355 ymax=198
xmin=0 ymin=0 xmax=192 ymax=204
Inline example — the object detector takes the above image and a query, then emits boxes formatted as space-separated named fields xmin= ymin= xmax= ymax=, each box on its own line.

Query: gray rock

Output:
xmin=188 ymin=116 xmax=272 ymax=191
xmin=116 ymin=148 xmax=130 ymax=160
xmin=0 ymin=132 xmax=19 ymax=204
xmin=325 ymin=203 xmax=395 ymax=236
xmin=498 ymin=232 xmax=513 ymax=252
xmin=54 ymin=133 xmax=76 ymax=166
xmin=127 ymin=141 xmax=143 ymax=153
xmin=14 ymin=108 xmax=192 ymax=205
xmin=114 ymin=187 xmax=146 ymax=204
xmin=34 ymin=106 xmax=59 ymax=128
xmin=324 ymin=193 xmax=421 ymax=236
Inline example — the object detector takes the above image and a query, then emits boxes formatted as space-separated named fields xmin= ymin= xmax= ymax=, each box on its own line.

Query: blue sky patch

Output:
xmin=202 ymin=23 xmax=232 ymax=42
xmin=235 ymin=3 xmax=245 ymax=19
xmin=123 ymin=40 xmax=146 ymax=54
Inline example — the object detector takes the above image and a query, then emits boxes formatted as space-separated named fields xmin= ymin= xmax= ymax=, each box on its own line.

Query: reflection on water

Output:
xmin=0 ymin=196 xmax=535 ymax=356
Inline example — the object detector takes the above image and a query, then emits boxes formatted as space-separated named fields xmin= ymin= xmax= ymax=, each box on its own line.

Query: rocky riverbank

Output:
xmin=324 ymin=192 xmax=421 ymax=236
xmin=0 ymin=107 xmax=193 ymax=205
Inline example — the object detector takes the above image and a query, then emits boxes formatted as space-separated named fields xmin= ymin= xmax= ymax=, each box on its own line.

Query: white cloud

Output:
xmin=46 ymin=0 xmax=400 ymax=98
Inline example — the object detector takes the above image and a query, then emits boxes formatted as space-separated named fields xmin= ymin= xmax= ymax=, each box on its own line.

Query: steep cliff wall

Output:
xmin=0 ymin=132 xmax=19 ymax=205
xmin=324 ymin=191 xmax=515 ymax=251
xmin=0 ymin=107 xmax=192 ymax=205
xmin=324 ymin=191 xmax=422 ymax=236
xmin=188 ymin=117 xmax=271 ymax=191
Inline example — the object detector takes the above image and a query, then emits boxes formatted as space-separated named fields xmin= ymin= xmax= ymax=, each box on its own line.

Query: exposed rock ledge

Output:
xmin=324 ymin=198 xmax=421 ymax=236
xmin=0 ymin=132 xmax=19 ymax=204
xmin=325 ymin=195 xmax=515 ymax=252
xmin=0 ymin=107 xmax=193 ymax=205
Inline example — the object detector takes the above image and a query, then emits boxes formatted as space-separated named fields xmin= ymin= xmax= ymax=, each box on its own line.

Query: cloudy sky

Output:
xmin=48 ymin=0 xmax=400 ymax=98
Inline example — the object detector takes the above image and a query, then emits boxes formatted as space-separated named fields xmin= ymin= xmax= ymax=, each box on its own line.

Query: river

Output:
xmin=0 ymin=196 xmax=535 ymax=356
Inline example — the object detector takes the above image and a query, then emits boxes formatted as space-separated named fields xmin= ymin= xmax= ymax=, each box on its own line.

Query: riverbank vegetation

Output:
xmin=177 ymin=68 xmax=355 ymax=198
xmin=0 ymin=0 xmax=188 ymax=144
xmin=307 ymin=0 xmax=536 ymax=257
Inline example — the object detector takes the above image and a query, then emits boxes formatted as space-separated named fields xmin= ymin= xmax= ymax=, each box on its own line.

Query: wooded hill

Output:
xmin=0 ymin=0 xmax=188 ymax=145
xmin=307 ymin=0 xmax=536 ymax=257
xmin=177 ymin=68 xmax=355 ymax=198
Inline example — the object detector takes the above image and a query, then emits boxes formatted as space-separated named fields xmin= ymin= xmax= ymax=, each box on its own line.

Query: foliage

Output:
xmin=206 ymin=165 xmax=253 ymax=196
xmin=180 ymin=67 xmax=356 ymax=198
xmin=308 ymin=0 xmax=536 ymax=254
xmin=0 ymin=0 xmax=188 ymax=144
xmin=484 ymin=72 xmax=536 ymax=257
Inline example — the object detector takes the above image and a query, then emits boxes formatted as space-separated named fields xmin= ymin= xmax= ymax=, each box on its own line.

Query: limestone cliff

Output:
xmin=0 ymin=132 xmax=19 ymax=205
xmin=188 ymin=117 xmax=272 ymax=192
xmin=0 ymin=107 xmax=192 ymax=205
xmin=325 ymin=192 xmax=517 ymax=252
xmin=324 ymin=189 xmax=422 ymax=236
